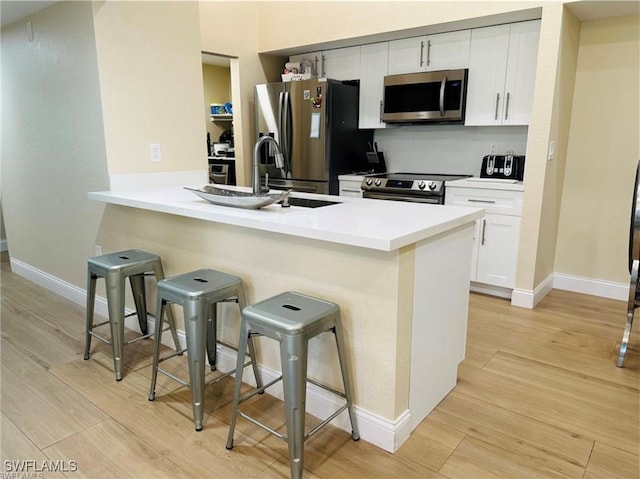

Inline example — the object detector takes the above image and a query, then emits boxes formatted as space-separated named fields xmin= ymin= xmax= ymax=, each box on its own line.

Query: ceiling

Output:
xmin=564 ymin=0 xmax=639 ymax=20
xmin=1 ymin=1 xmax=57 ymax=28
xmin=2 ymin=1 xmax=637 ymax=31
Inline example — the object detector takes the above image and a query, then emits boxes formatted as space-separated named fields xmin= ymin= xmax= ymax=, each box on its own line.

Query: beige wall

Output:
xmin=202 ymin=63 xmax=231 ymax=145
xmin=255 ymin=1 xmax=541 ymax=52
xmin=92 ymin=1 xmax=206 ymax=176
xmin=1 ymin=1 xmax=109 ymax=282
xmin=555 ymin=14 xmax=640 ymax=283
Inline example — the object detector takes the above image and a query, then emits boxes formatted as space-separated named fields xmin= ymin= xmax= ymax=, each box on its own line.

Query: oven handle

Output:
xmin=363 ymin=191 xmax=442 ymax=204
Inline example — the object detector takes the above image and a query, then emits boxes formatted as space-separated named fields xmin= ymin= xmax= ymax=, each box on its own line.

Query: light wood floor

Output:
xmin=1 ymin=252 xmax=638 ymax=478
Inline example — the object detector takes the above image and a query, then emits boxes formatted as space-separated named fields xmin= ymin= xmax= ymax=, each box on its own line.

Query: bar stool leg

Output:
xmin=148 ymin=297 xmax=167 ymax=401
xmin=333 ymin=317 xmax=360 ymax=440
xmin=236 ymin=287 xmax=263 ymax=390
xmin=184 ymin=300 xmax=208 ymax=431
xmin=105 ymin=271 xmax=126 ymax=381
xmin=281 ymin=333 xmax=309 ymax=479
xmin=84 ymin=271 xmax=97 ymax=360
xmin=152 ymin=262 xmax=180 ymax=351
xmin=225 ymin=319 xmax=250 ymax=450
xmin=206 ymin=302 xmax=218 ymax=370
xmin=129 ymin=273 xmax=149 ymax=335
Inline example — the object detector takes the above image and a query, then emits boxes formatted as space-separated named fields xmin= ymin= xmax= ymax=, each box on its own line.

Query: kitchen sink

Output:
xmin=285 ymin=197 xmax=342 ymax=208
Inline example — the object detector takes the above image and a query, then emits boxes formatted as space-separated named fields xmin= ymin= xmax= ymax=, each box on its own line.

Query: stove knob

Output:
xmin=374 ymin=178 xmax=382 ymax=186
xmin=365 ymin=178 xmax=373 ymax=186
xmin=428 ymin=181 xmax=437 ymax=190
xmin=417 ymin=181 xmax=426 ymax=190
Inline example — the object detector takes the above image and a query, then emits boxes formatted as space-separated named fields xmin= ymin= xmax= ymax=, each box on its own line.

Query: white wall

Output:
xmin=1 ymin=1 xmax=109 ymax=283
xmin=374 ymin=125 xmax=528 ymax=176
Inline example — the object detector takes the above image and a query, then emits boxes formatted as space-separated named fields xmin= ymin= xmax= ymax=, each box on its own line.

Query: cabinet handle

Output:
xmin=481 ymin=219 xmax=487 ymax=245
xmin=467 ymin=199 xmax=496 ymax=204
xmin=314 ymin=56 xmax=319 ymax=77
xmin=342 ymin=189 xmax=361 ymax=193
xmin=379 ymin=100 xmax=384 ymax=123
xmin=426 ymin=39 xmax=432 ymax=66
xmin=420 ymin=41 xmax=425 ymax=67
xmin=504 ymin=92 xmax=511 ymax=120
xmin=494 ymin=93 xmax=500 ymax=120
xmin=321 ymin=54 xmax=326 ymax=77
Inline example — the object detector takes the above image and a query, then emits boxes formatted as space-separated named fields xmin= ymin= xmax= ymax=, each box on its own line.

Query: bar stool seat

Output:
xmin=226 ymin=291 xmax=359 ymax=479
xmin=148 ymin=268 xmax=262 ymax=431
xmin=84 ymin=249 xmax=180 ymax=381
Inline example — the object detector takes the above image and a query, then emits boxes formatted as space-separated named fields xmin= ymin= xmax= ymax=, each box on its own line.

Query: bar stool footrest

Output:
xmin=156 ymin=367 xmax=190 ymax=387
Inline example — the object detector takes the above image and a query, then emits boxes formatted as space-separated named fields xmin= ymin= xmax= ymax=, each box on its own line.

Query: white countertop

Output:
xmin=446 ymin=177 xmax=525 ymax=191
xmin=89 ymin=185 xmax=483 ymax=252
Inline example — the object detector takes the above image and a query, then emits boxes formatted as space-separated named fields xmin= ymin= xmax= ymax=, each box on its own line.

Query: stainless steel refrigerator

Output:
xmin=255 ymin=78 xmax=373 ymax=195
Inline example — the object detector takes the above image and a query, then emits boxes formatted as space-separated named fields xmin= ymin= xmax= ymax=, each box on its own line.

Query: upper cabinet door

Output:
xmin=359 ymin=42 xmax=389 ymax=129
xmin=388 ymin=31 xmax=470 ymax=75
xmin=289 ymin=51 xmax=323 ymax=77
xmin=465 ymin=24 xmax=510 ymax=126
xmin=465 ymin=20 xmax=540 ymax=126
xmin=502 ymin=20 xmax=540 ymax=125
xmin=387 ymin=37 xmax=425 ymax=74
xmin=424 ymin=30 xmax=471 ymax=71
xmin=322 ymin=46 xmax=361 ymax=80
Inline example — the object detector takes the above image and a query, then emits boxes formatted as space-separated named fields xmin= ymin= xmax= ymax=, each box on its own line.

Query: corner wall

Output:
xmin=554 ymin=14 xmax=640 ymax=284
xmin=91 ymin=1 xmax=206 ymax=179
xmin=1 ymin=1 xmax=109 ymax=285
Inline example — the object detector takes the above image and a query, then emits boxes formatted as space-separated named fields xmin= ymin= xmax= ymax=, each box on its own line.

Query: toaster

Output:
xmin=480 ymin=155 xmax=525 ymax=181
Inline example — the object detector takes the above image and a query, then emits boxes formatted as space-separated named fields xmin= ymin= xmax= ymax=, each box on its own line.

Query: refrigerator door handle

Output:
xmin=277 ymin=91 xmax=284 ymax=145
xmin=283 ymin=91 xmax=292 ymax=176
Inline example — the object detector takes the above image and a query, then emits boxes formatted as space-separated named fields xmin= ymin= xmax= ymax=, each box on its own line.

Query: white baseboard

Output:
xmin=510 ymin=272 xmax=627 ymax=308
xmin=553 ymin=273 xmax=628 ymax=301
xmin=9 ymin=256 xmax=411 ymax=453
xmin=0 ymin=239 xmax=7 ymax=252
xmin=511 ymin=273 xmax=554 ymax=309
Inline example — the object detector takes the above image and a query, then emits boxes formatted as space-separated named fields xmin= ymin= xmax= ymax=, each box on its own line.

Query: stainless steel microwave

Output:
xmin=382 ymin=69 xmax=468 ymax=123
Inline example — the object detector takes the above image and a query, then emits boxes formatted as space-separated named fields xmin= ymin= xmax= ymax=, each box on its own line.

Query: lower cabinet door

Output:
xmin=475 ymin=213 xmax=521 ymax=288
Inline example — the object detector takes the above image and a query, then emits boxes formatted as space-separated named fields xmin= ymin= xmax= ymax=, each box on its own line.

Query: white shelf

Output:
xmin=210 ymin=114 xmax=233 ymax=122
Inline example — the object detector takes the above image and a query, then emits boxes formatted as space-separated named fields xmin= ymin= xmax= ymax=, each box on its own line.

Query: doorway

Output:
xmin=202 ymin=52 xmax=236 ymax=184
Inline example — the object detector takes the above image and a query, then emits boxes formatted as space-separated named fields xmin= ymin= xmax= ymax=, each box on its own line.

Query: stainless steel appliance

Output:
xmin=361 ymin=172 xmax=470 ymax=204
xmin=382 ymin=69 xmax=468 ymax=123
xmin=618 ymin=159 xmax=640 ymax=367
xmin=480 ymin=154 xmax=525 ymax=181
xmin=255 ymin=78 xmax=373 ymax=195
xmin=208 ymin=158 xmax=236 ymax=185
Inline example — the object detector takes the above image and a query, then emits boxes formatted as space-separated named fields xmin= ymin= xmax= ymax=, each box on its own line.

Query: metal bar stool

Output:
xmin=148 ymin=268 xmax=262 ymax=431
xmin=226 ymin=291 xmax=359 ymax=479
xmin=84 ymin=249 xmax=180 ymax=381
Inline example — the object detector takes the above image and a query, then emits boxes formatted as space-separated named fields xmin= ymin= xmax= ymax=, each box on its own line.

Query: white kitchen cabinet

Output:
xmin=445 ymin=180 xmax=523 ymax=292
xmin=290 ymin=47 xmax=361 ymax=80
xmin=289 ymin=51 xmax=323 ymax=77
xmin=387 ymin=30 xmax=471 ymax=75
xmin=322 ymin=46 xmax=361 ymax=80
xmin=359 ymin=42 xmax=388 ymax=129
xmin=465 ymin=20 xmax=540 ymax=126
xmin=338 ymin=175 xmax=365 ymax=198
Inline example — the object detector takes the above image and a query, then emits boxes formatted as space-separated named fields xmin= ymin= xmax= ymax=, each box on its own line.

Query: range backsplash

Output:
xmin=373 ymin=124 xmax=528 ymax=176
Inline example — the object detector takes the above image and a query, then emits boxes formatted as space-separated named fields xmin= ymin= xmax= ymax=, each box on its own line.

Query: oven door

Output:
xmin=363 ymin=191 xmax=442 ymax=204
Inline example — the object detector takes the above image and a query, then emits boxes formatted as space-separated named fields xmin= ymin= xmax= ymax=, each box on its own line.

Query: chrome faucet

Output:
xmin=253 ymin=136 xmax=285 ymax=194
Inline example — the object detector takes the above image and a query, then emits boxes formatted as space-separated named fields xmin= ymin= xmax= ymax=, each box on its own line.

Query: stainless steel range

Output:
xmin=361 ymin=172 xmax=470 ymax=204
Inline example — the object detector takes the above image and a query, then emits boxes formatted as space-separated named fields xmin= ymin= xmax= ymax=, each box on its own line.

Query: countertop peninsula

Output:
xmin=88 ymin=185 xmax=483 ymax=251
xmin=89 ymin=183 xmax=483 ymax=453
